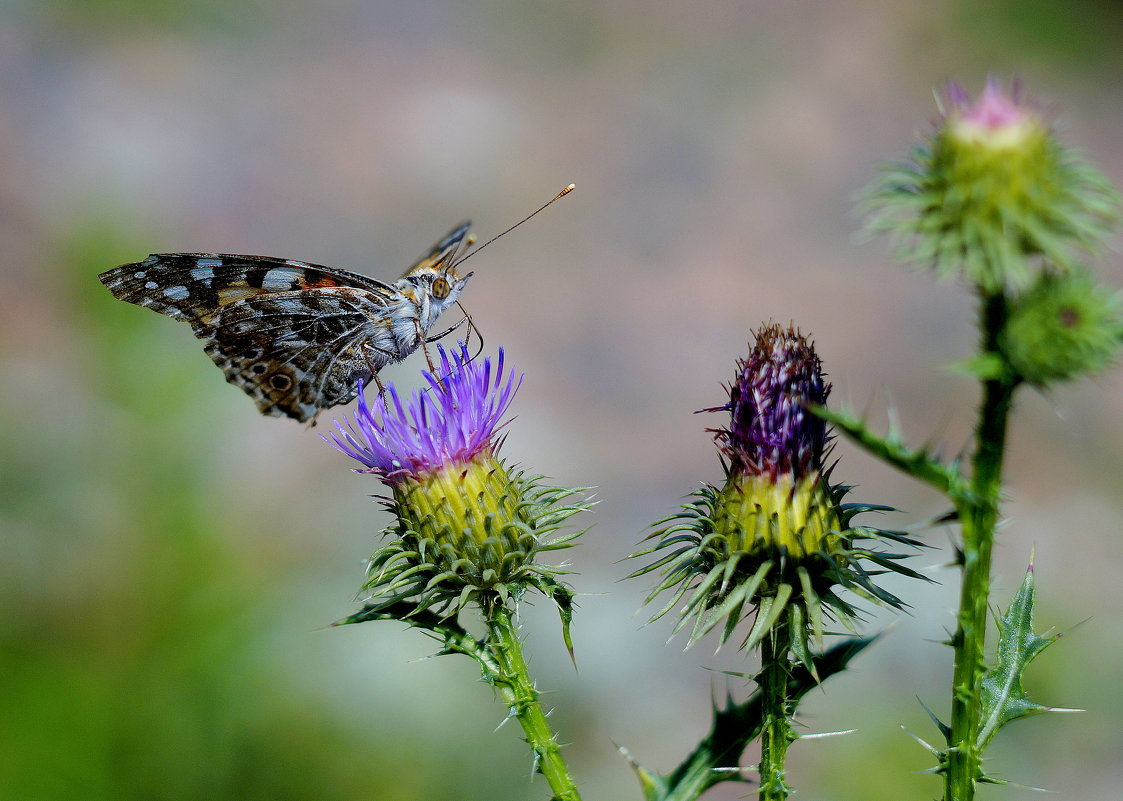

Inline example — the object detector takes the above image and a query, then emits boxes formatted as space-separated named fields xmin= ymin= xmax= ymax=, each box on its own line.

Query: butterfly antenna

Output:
xmin=455 ymin=184 xmax=575 ymax=265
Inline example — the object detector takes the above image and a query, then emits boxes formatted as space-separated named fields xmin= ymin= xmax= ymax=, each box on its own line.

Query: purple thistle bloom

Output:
xmin=944 ymin=77 xmax=1032 ymax=132
xmin=709 ymin=324 xmax=830 ymax=481
xmin=327 ymin=343 xmax=521 ymax=482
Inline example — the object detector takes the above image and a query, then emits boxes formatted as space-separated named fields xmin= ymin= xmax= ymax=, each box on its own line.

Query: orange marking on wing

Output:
xmin=299 ymin=276 xmax=341 ymax=289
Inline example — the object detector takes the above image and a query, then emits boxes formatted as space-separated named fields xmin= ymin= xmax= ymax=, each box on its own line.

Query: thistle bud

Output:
xmin=1002 ymin=269 xmax=1123 ymax=384
xmin=709 ymin=325 xmax=843 ymax=561
xmin=866 ymin=78 xmax=1118 ymax=291
xmin=633 ymin=324 xmax=923 ymax=660
xmin=328 ymin=344 xmax=589 ymax=615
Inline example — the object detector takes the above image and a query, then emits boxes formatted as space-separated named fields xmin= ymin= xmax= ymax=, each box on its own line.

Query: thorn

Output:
xmin=900 ymin=725 xmax=942 ymax=756
xmin=799 ymin=729 xmax=859 ymax=740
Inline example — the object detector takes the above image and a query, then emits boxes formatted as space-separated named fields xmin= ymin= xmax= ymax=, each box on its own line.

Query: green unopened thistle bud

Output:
xmin=866 ymin=78 xmax=1118 ymax=292
xmin=328 ymin=345 xmax=589 ymax=615
xmin=713 ymin=473 xmax=843 ymax=561
xmin=1002 ymin=269 xmax=1123 ymax=384
xmin=391 ymin=456 xmax=544 ymax=593
xmin=632 ymin=324 xmax=924 ymax=662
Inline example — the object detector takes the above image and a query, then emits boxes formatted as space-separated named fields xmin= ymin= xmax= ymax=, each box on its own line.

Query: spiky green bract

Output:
xmin=632 ymin=324 xmax=925 ymax=663
xmin=364 ymin=459 xmax=589 ymax=618
xmin=633 ymin=475 xmax=922 ymax=659
xmin=625 ymin=636 xmax=878 ymax=801
xmin=864 ymin=79 xmax=1119 ymax=292
xmin=1002 ymin=268 xmax=1123 ymax=385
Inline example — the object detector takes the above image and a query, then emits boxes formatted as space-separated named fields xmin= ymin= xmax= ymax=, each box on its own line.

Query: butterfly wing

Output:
xmin=202 ymin=287 xmax=397 ymax=422
xmin=404 ymin=221 xmax=472 ymax=275
xmin=98 ymin=253 xmax=395 ymax=333
xmin=99 ymin=222 xmax=473 ymax=422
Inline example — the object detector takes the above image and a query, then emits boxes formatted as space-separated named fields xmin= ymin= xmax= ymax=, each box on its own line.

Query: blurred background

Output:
xmin=2 ymin=2 xmax=1122 ymax=800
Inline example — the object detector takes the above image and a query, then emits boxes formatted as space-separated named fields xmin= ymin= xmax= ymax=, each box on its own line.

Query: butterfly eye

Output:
xmin=432 ymin=276 xmax=451 ymax=300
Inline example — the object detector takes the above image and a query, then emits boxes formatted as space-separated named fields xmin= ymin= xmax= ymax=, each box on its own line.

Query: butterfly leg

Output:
xmin=360 ymin=342 xmax=395 ymax=397
xmin=415 ymin=320 xmax=438 ymax=374
xmin=414 ymin=320 xmax=449 ymax=390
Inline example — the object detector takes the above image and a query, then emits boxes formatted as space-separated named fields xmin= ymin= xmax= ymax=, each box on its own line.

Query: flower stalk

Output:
xmin=327 ymin=344 xmax=591 ymax=799
xmin=859 ymin=79 xmax=1120 ymax=801
xmin=757 ymin=626 xmax=795 ymax=801
xmin=484 ymin=599 xmax=583 ymax=801
xmin=946 ymin=293 xmax=1018 ymax=800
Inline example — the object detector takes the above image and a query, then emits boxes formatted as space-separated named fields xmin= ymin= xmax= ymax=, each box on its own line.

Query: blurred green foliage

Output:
xmin=955 ymin=0 xmax=1123 ymax=69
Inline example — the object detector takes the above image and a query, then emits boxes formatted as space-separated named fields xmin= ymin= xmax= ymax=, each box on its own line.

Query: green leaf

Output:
xmin=813 ymin=405 xmax=967 ymax=501
xmin=947 ymin=353 xmax=1010 ymax=381
xmin=977 ymin=562 xmax=1072 ymax=751
xmin=535 ymin=576 xmax=579 ymax=666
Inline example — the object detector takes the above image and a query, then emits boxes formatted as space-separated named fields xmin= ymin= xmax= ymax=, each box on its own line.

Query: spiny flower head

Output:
xmin=633 ymin=323 xmax=924 ymax=661
xmin=712 ymin=324 xmax=830 ymax=481
xmin=865 ymin=78 xmax=1118 ymax=292
xmin=1002 ymin=269 xmax=1123 ymax=385
xmin=328 ymin=344 xmax=589 ymax=616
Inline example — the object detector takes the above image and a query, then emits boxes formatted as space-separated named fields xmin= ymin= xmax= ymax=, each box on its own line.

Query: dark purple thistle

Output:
xmin=327 ymin=343 xmax=521 ymax=481
xmin=708 ymin=324 xmax=830 ymax=481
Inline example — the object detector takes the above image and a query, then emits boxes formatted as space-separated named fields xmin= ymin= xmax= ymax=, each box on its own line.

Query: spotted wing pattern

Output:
xmin=201 ymin=288 xmax=395 ymax=422
xmin=98 ymin=223 xmax=471 ymax=422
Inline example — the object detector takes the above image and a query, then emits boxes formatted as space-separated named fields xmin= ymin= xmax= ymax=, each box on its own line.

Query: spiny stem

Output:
xmin=945 ymin=292 xmax=1018 ymax=801
xmin=758 ymin=624 xmax=795 ymax=801
xmin=483 ymin=599 xmax=583 ymax=801
xmin=651 ymin=636 xmax=876 ymax=801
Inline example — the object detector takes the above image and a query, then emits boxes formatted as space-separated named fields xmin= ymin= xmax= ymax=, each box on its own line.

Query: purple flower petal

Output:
xmin=710 ymin=324 xmax=830 ymax=481
xmin=325 ymin=343 xmax=522 ymax=481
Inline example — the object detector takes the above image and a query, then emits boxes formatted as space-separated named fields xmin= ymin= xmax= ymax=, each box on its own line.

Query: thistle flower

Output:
xmin=1002 ymin=269 xmax=1123 ymax=385
xmin=865 ymin=78 xmax=1118 ymax=292
xmin=632 ymin=324 xmax=924 ymax=663
xmin=328 ymin=343 xmax=589 ymax=615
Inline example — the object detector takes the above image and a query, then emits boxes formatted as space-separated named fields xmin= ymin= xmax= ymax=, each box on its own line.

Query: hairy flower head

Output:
xmin=633 ymin=324 xmax=923 ymax=659
xmin=328 ymin=343 xmax=519 ymax=481
xmin=712 ymin=324 xmax=830 ymax=481
xmin=1002 ymin=269 xmax=1123 ymax=385
xmin=865 ymin=78 xmax=1118 ymax=291
xmin=328 ymin=344 xmax=589 ymax=616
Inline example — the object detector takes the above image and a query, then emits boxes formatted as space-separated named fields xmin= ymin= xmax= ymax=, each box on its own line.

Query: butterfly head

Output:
xmin=406 ymin=261 xmax=474 ymax=308
xmin=402 ymin=221 xmax=475 ymax=315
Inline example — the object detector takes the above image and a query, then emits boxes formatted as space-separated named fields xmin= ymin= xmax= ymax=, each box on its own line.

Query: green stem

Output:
xmin=647 ymin=636 xmax=876 ymax=801
xmin=945 ymin=293 xmax=1018 ymax=801
xmin=758 ymin=625 xmax=795 ymax=801
xmin=483 ymin=599 xmax=583 ymax=801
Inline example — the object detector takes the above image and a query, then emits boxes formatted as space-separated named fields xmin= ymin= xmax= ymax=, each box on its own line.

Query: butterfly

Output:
xmin=98 ymin=223 xmax=475 ymax=423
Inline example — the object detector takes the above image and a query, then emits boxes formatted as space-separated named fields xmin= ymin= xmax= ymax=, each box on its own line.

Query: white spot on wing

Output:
xmin=144 ymin=281 xmax=158 ymax=289
xmin=191 ymin=267 xmax=216 ymax=280
xmin=196 ymin=258 xmax=222 ymax=269
xmin=134 ymin=271 xmax=146 ymax=279
xmin=262 ymin=269 xmax=294 ymax=290
xmin=285 ymin=260 xmax=306 ymax=267
xmin=164 ymin=285 xmax=190 ymax=300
